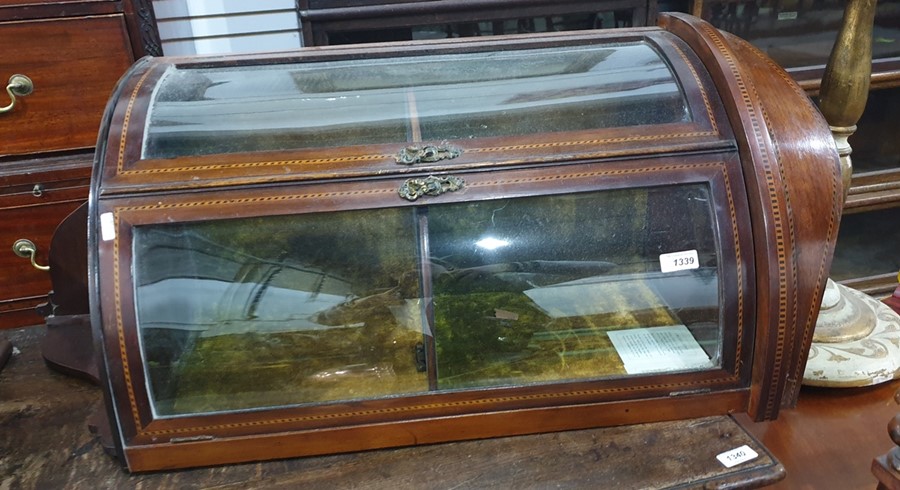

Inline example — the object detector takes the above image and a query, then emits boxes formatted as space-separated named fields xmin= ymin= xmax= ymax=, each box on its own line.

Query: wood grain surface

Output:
xmin=737 ymin=380 xmax=900 ymax=489
xmin=0 ymin=326 xmax=783 ymax=489
xmin=0 ymin=14 xmax=133 ymax=157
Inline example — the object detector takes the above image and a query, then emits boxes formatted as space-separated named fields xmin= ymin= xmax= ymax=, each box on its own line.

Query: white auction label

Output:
xmin=100 ymin=212 xmax=116 ymax=241
xmin=607 ymin=325 xmax=712 ymax=374
xmin=659 ymin=249 xmax=699 ymax=273
xmin=716 ymin=445 xmax=759 ymax=468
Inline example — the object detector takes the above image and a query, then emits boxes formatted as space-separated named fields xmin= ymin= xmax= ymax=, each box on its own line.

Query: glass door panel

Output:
xmin=133 ymin=208 xmax=428 ymax=416
xmin=132 ymin=182 xmax=725 ymax=416
xmin=426 ymin=184 xmax=722 ymax=389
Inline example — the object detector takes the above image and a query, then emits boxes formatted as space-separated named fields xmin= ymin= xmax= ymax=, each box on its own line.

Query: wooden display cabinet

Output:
xmin=83 ymin=14 xmax=842 ymax=471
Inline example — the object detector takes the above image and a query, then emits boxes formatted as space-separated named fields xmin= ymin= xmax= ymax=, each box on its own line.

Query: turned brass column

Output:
xmin=818 ymin=0 xmax=876 ymax=203
xmin=813 ymin=0 xmax=877 ymax=344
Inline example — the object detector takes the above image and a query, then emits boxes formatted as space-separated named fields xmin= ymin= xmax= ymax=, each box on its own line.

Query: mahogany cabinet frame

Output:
xmin=88 ymin=14 xmax=841 ymax=471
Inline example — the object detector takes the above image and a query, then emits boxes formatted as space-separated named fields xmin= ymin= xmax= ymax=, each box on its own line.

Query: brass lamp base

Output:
xmin=804 ymin=279 xmax=900 ymax=387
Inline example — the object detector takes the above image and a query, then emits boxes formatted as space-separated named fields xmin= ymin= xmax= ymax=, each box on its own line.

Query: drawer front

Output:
xmin=0 ymin=184 xmax=88 ymax=329
xmin=0 ymin=14 xmax=134 ymax=157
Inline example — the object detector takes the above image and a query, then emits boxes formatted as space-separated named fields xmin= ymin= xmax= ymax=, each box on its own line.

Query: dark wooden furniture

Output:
xmin=692 ymin=0 xmax=900 ymax=298
xmin=81 ymin=14 xmax=841 ymax=471
xmin=298 ymin=0 xmax=660 ymax=46
xmin=871 ymin=388 xmax=900 ymax=489
xmin=0 ymin=0 xmax=161 ymax=331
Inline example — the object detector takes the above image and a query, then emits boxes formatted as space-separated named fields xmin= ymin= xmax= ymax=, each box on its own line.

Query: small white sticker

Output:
xmin=777 ymin=11 xmax=798 ymax=20
xmin=659 ymin=249 xmax=699 ymax=273
xmin=100 ymin=212 xmax=116 ymax=241
xmin=716 ymin=445 xmax=759 ymax=468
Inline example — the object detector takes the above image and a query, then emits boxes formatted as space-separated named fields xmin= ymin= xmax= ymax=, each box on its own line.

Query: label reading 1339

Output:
xmin=659 ymin=249 xmax=699 ymax=273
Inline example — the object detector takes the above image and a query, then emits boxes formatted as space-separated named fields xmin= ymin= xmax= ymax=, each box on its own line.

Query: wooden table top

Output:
xmin=736 ymin=379 xmax=900 ymax=489
xmin=3 ymin=323 xmax=898 ymax=488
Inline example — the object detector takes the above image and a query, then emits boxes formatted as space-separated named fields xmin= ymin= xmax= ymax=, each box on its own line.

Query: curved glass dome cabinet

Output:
xmin=88 ymin=14 xmax=842 ymax=471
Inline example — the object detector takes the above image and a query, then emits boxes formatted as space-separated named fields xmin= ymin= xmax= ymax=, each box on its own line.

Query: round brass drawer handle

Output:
xmin=1 ymin=74 xmax=34 ymax=115
xmin=12 ymin=239 xmax=49 ymax=271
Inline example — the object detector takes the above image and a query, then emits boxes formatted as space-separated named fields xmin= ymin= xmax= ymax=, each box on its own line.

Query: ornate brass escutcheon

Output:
xmin=12 ymin=239 xmax=49 ymax=271
xmin=396 ymin=144 xmax=461 ymax=165
xmin=1 ymin=74 xmax=34 ymax=115
xmin=398 ymin=175 xmax=465 ymax=201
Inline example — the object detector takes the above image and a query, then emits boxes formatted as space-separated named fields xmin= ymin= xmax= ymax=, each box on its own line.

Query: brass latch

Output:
xmin=396 ymin=144 xmax=461 ymax=165
xmin=398 ymin=175 xmax=465 ymax=201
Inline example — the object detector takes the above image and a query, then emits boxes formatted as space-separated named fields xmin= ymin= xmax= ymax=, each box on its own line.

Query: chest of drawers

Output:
xmin=0 ymin=1 xmax=159 ymax=329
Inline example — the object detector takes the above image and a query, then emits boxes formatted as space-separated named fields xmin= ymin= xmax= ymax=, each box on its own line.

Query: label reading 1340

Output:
xmin=716 ymin=445 xmax=759 ymax=468
xmin=659 ymin=249 xmax=699 ymax=273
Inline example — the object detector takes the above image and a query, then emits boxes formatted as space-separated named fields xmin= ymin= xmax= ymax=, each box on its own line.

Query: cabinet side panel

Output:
xmin=725 ymin=32 xmax=842 ymax=408
xmin=660 ymin=13 xmax=841 ymax=419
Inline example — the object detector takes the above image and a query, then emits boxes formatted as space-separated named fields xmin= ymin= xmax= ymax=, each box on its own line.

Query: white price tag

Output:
xmin=659 ymin=249 xmax=699 ymax=273
xmin=716 ymin=445 xmax=759 ymax=468
xmin=100 ymin=212 xmax=116 ymax=241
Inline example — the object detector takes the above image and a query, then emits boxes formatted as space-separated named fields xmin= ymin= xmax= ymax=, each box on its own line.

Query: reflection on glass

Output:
xmin=427 ymin=185 xmax=722 ymax=389
xmin=143 ymin=42 xmax=689 ymax=158
xmin=328 ymin=11 xmax=643 ymax=45
xmin=134 ymin=184 xmax=723 ymax=416
xmin=702 ymin=0 xmax=900 ymax=69
xmin=134 ymin=209 xmax=428 ymax=416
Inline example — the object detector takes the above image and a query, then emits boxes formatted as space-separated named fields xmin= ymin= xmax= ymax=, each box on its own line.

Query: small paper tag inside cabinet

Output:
xmin=608 ymin=325 xmax=713 ymax=374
